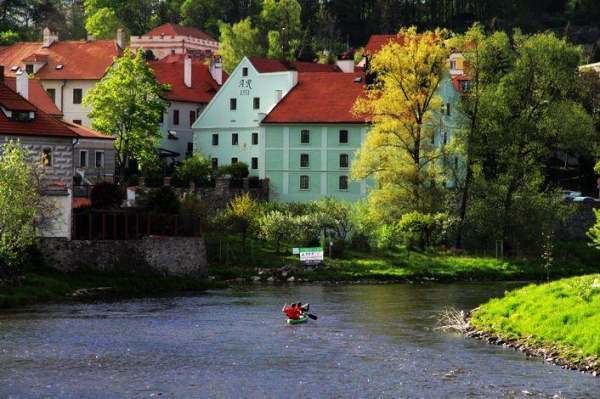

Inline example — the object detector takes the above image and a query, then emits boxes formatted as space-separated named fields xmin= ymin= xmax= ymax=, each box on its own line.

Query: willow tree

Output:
xmin=84 ymin=48 xmax=168 ymax=183
xmin=352 ymin=27 xmax=450 ymax=221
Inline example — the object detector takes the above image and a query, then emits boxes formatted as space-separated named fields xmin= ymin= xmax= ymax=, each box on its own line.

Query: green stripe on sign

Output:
xmin=299 ymin=247 xmax=323 ymax=253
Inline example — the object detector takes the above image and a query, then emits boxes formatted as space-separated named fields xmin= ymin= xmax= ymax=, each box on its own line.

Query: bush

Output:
xmin=180 ymin=194 xmax=212 ymax=230
xmin=174 ymin=154 xmax=211 ymax=187
xmin=223 ymin=193 xmax=260 ymax=251
xmin=397 ymin=211 xmax=436 ymax=250
xmin=351 ymin=232 xmax=371 ymax=252
xmin=258 ymin=210 xmax=294 ymax=253
xmin=141 ymin=187 xmax=180 ymax=214
xmin=330 ymin=239 xmax=347 ymax=258
xmin=90 ymin=182 xmax=124 ymax=208
xmin=218 ymin=162 xmax=249 ymax=179
xmin=376 ymin=223 xmax=403 ymax=250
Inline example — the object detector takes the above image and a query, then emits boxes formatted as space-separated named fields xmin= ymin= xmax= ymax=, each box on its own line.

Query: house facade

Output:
xmin=130 ymin=23 xmax=219 ymax=60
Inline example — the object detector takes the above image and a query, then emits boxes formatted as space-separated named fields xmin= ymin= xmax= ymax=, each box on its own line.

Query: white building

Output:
xmin=130 ymin=23 xmax=219 ymax=60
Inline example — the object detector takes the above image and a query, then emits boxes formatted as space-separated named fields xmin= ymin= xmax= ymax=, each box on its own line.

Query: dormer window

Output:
xmin=25 ymin=64 xmax=34 ymax=74
xmin=12 ymin=111 xmax=33 ymax=121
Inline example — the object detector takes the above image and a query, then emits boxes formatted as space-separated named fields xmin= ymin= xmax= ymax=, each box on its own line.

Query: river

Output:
xmin=1 ymin=283 xmax=598 ymax=398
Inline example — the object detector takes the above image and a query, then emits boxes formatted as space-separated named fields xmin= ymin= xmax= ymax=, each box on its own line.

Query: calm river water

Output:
xmin=1 ymin=283 xmax=599 ymax=398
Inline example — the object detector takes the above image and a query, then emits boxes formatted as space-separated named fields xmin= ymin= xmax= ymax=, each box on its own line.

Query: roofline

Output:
xmin=261 ymin=121 xmax=368 ymax=125
xmin=1 ymin=131 xmax=77 ymax=139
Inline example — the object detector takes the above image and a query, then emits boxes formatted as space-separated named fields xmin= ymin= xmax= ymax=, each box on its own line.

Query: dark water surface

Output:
xmin=1 ymin=283 xmax=598 ymax=398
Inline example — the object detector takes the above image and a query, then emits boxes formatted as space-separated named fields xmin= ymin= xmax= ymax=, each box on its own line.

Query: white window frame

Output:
xmin=79 ymin=149 xmax=88 ymax=168
xmin=95 ymin=150 xmax=104 ymax=168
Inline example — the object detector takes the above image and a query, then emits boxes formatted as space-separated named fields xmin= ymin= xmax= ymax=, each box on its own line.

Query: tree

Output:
xmin=180 ymin=0 xmax=221 ymax=38
xmin=174 ymin=153 xmax=211 ymax=187
xmin=219 ymin=18 xmax=264 ymax=73
xmin=84 ymin=0 xmax=158 ymax=37
xmin=261 ymin=0 xmax=303 ymax=60
xmin=352 ymin=27 xmax=450 ymax=221
xmin=258 ymin=210 xmax=294 ymax=253
xmin=223 ymin=193 xmax=260 ymax=253
xmin=314 ymin=197 xmax=354 ymax=241
xmin=0 ymin=30 xmax=19 ymax=45
xmin=85 ymin=7 xmax=120 ymax=39
xmin=0 ymin=142 xmax=49 ymax=275
xmin=84 ymin=48 xmax=168 ymax=183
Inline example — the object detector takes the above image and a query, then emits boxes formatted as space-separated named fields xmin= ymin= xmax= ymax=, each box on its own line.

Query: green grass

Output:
xmin=0 ymin=269 xmax=221 ymax=309
xmin=471 ymin=274 xmax=600 ymax=362
xmin=208 ymin=239 xmax=600 ymax=282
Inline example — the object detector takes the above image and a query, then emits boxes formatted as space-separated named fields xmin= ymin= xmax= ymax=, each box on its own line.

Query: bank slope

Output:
xmin=470 ymin=274 xmax=600 ymax=373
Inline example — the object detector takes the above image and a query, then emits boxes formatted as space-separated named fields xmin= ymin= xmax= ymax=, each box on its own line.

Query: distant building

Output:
xmin=0 ymin=27 xmax=123 ymax=127
xmin=149 ymin=54 xmax=225 ymax=162
xmin=130 ymin=23 xmax=219 ymax=60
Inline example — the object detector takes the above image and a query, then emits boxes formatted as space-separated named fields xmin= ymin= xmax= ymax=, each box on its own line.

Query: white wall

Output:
xmin=41 ymin=79 xmax=97 ymax=127
xmin=38 ymin=190 xmax=72 ymax=239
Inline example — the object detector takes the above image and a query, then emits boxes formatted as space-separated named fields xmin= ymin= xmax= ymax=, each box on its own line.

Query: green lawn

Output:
xmin=208 ymin=239 xmax=600 ymax=282
xmin=0 ymin=270 xmax=219 ymax=309
xmin=471 ymin=274 xmax=600 ymax=362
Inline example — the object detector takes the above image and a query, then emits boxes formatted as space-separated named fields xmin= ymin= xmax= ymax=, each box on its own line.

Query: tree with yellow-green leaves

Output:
xmin=352 ymin=27 xmax=450 ymax=221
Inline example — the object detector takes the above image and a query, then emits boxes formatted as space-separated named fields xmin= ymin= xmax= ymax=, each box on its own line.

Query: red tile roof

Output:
xmin=62 ymin=120 xmax=114 ymax=140
xmin=262 ymin=72 xmax=367 ymax=124
xmin=451 ymin=74 xmax=471 ymax=93
xmin=4 ymin=76 xmax=62 ymax=116
xmin=249 ymin=58 xmax=342 ymax=73
xmin=145 ymin=23 xmax=217 ymax=43
xmin=0 ymin=40 xmax=120 ymax=80
xmin=149 ymin=54 xmax=225 ymax=104
xmin=0 ymin=80 xmax=77 ymax=138
xmin=365 ymin=34 xmax=406 ymax=55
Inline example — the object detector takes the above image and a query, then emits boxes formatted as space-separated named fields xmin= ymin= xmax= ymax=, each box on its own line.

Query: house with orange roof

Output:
xmin=0 ymin=27 xmax=123 ymax=127
xmin=130 ymin=23 xmax=219 ymax=60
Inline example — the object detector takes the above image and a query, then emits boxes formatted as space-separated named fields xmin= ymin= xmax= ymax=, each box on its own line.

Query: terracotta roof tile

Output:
xmin=249 ymin=58 xmax=342 ymax=73
xmin=4 ymin=76 xmax=62 ymax=116
xmin=62 ymin=120 xmax=114 ymax=140
xmin=0 ymin=40 xmax=120 ymax=80
xmin=149 ymin=54 xmax=225 ymax=104
xmin=0 ymin=80 xmax=77 ymax=138
xmin=262 ymin=72 xmax=367 ymax=124
xmin=365 ymin=34 xmax=406 ymax=55
xmin=145 ymin=23 xmax=217 ymax=43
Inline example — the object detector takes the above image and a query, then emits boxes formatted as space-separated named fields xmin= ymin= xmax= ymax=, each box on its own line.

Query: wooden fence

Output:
xmin=72 ymin=210 xmax=202 ymax=240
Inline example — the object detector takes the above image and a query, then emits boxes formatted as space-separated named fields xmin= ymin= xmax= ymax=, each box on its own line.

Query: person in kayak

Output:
xmin=282 ymin=303 xmax=309 ymax=320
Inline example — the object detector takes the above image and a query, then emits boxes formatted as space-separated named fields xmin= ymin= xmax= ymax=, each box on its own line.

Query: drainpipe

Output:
xmin=60 ymin=80 xmax=66 ymax=113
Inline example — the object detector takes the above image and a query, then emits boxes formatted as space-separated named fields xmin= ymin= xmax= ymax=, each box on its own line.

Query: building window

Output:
xmin=73 ymin=120 xmax=82 ymax=125
xmin=73 ymin=88 xmax=83 ymax=104
xmin=339 ymin=154 xmax=349 ymax=168
xmin=253 ymin=97 xmax=260 ymax=110
xmin=46 ymin=88 xmax=56 ymax=103
xmin=173 ymin=110 xmax=180 ymax=125
xmin=300 ymin=153 xmax=309 ymax=168
xmin=187 ymin=142 xmax=193 ymax=156
xmin=231 ymin=157 xmax=238 ymax=164
xmin=211 ymin=158 xmax=218 ymax=169
xmin=251 ymin=157 xmax=258 ymax=170
xmin=232 ymin=133 xmax=238 ymax=145
xmin=230 ymin=98 xmax=237 ymax=110
xmin=446 ymin=103 xmax=451 ymax=116
xmin=300 ymin=129 xmax=310 ymax=144
xmin=189 ymin=110 xmax=196 ymax=126
xmin=25 ymin=64 xmax=34 ymax=74
xmin=242 ymin=67 xmax=248 ymax=77
xmin=339 ymin=130 xmax=348 ymax=143
xmin=252 ymin=132 xmax=258 ymax=145
xmin=450 ymin=60 xmax=457 ymax=70
xmin=42 ymin=147 xmax=52 ymax=167
xmin=79 ymin=150 xmax=88 ymax=168
xmin=95 ymin=151 xmax=104 ymax=168
xmin=339 ymin=176 xmax=348 ymax=190
xmin=300 ymin=175 xmax=309 ymax=190
xmin=212 ymin=133 xmax=219 ymax=145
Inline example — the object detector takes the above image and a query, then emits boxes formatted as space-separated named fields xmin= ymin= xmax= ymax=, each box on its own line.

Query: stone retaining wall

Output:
xmin=38 ymin=236 xmax=207 ymax=277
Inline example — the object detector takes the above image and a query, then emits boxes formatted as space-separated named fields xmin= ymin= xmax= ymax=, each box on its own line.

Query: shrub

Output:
xmin=174 ymin=154 xmax=211 ymax=187
xmin=223 ymin=193 xmax=260 ymax=251
xmin=90 ymin=182 xmax=124 ymax=208
xmin=376 ymin=223 xmax=403 ymax=250
xmin=330 ymin=239 xmax=347 ymax=258
xmin=258 ymin=210 xmax=294 ymax=253
xmin=218 ymin=162 xmax=249 ymax=179
xmin=180 ymin=194 xmax=212 ymax=230
xmin=351 ymin=232 xmax=371 ymax=253
xmin=397 ymin=211 xmax=436 ymax=250
xmin=315 ymin=197 xmax=353 ymax=240
xmin=141 ymin=187 xmax=180 ymax=214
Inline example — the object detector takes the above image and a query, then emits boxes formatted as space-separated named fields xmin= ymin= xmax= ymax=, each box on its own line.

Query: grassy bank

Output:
xmin=0 ymin=269 xmax=221 ymax=309
xmin=470 ymin=274 xmax=600 ymax=368
xmin=208 ymin=240 xmax=600 ymax=282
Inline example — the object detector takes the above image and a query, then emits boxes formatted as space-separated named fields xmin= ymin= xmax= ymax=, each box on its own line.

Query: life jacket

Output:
xmin=283 ymin=305 xmax=302 ymax=320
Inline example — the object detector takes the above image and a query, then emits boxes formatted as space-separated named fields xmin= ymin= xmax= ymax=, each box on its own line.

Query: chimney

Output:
xmin=184 ymin=56 xmax=192 ymax=88
xmin=116 ymin=28 xmax=125 ymax=49
xmin=15 ymin=70 xmax=28 ymax=99
xmin=210 ymin=56 xmax=223 ymax=85
xmin=336 ymin=59 xmax=355 ymax=73
xmin=42 ymin=27 xmax=58 ymax=48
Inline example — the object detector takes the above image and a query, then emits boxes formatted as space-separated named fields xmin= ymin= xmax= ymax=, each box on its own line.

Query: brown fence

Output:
xmin=72 ymin=210 xmax=202 ymax=240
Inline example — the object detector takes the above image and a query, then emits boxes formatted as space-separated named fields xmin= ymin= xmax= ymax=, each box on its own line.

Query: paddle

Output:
xmin=306 ymin=313 xmax=318 ymax=320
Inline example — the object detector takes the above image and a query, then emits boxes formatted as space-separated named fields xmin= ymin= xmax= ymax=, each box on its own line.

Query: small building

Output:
xmin=65 ymin=121 xmax=115 ymax=184
xmin=0 ymin=27 xmax=123 ymax=127
xmin=150 ymin=54 xmax=225 ymax=163
xmin=130 ymin=23 xmax=219 ymax=60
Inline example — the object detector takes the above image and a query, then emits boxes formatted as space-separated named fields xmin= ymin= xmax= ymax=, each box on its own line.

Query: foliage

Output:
xmin=85 ymin=49 xmax=168 ymax=182
xmin=352 ymin=27 xmax=451 ymax=220
xmin=140 ymin=186 xmax=180 ymax=214
xmin=261 ymin=0 xmax=303 ymax=61
xmin=397 ymin=211 xmax=437 ymax=250
xmin=0 ymin=30 xmax=19 ymax=45
xmin=218 ymin=18 xmax=264 ymax=73
xmin=0 ymin=142 xmax=46 ymax=273
xmin=222 ymin=193 xmax=260 ymax=252
xmin=587 ymin=209 xmax=600 ymax=251
xmin=90 ymin=182 xmax=124 ymax=208
xmin=314 ymin=197 xmax=354 ymax=241
xmin=257 ymin=210 xmax=294 ymax=254
xmin=375 ymin=223 xmax=403 ymax=250
xmin=471 ymin=275 xmax=600 ymax=362
xmin=84 ymin=0 xmax=157 ymax=36
xmin=217 ymin=162 xmax=249 ymax=179
xmin=180 ymin=0 xmax=221 ymax=38
xmin=84 ymin=6 xmax=120 ymax=39
xmin=180 ymin=194 xmax=212 ymax=230
xmin=174 ymin=154 xmax=211 ymax=186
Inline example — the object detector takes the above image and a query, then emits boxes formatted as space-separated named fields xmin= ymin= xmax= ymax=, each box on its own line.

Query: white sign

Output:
xmin=299 ymin=247 xmax=324 ymax=264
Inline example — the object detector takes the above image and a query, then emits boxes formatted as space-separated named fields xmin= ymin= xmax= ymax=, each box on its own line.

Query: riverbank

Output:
xmin=208 ymin=241 xmax=600 ymax=283
xmin=0 ymin=269 xmax=221 ymax=309
xmin=467 ymin=274 xmax=600 ymax=375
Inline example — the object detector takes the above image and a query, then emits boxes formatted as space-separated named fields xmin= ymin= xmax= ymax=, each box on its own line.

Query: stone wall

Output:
xmin=38 ymin=236 xmax=207 ymax=276
xmin=557 ymin=202 xmax=600 ymax=241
